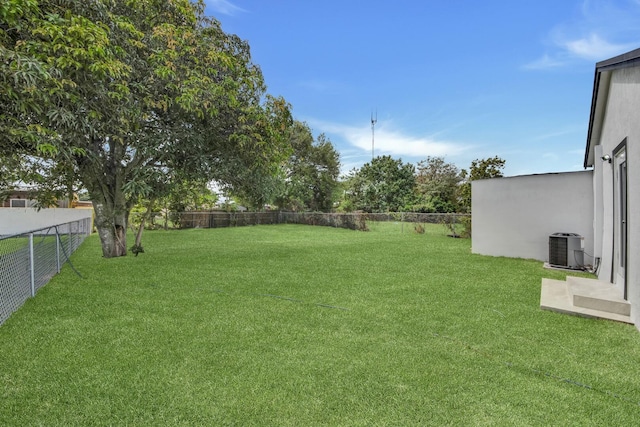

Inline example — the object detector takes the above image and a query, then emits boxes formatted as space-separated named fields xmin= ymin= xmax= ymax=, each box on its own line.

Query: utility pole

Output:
xmin=371 ymin=110 xmax=377 ymax=160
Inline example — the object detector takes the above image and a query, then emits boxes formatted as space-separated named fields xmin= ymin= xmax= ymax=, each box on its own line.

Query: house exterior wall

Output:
xmin=593 ymin=66 xmax=640 ymax=326
xmin=472 ymin=171 xmax=594 ymax=262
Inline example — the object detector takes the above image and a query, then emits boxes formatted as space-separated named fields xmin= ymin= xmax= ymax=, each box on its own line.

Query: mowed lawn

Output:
xmin=1 ymin=223 xmax=639 ymax=425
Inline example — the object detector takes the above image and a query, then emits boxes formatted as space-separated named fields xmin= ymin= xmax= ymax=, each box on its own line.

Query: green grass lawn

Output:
xmin=0 ymin=234 xmax=72 ymax=257
xmin=1 ymin=223 xmax=639 ymax=426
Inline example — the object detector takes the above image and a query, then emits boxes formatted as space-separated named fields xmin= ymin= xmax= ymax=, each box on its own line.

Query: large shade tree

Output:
xmin=1 ymin=0 xmax=291 ymax=257
xmin=413 ymin=156 xmax=462 ymax=213
xmin=458 ymin=156 xmax=506 ymax=212
xmin=275 ymin=121 xmax=340 ymax=212
xmin=343 ymin=155 xmax=415 ymax=212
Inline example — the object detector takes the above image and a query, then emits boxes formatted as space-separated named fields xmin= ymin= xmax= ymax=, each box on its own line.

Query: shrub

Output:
xmin=460 ymin=215 xmax=472 ymax=238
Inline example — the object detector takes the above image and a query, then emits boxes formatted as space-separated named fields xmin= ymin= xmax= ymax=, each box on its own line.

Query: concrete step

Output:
xmin=540 ymin=278 xmax=632 ymax=324
xmin=540 ymin=278 xmax=571 ymax=312
xmin=566 ymin=276 xmax=630 ymax=316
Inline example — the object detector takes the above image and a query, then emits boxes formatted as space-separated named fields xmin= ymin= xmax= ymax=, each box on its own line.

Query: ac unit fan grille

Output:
xmin=549 ymin=236 xmax=568 ymax=266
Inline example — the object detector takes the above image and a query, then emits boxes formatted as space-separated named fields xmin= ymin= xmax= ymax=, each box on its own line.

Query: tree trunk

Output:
xmin=130 ymin=202 xmax=153 ymax=256
xmin=93 ymin=198 xmax=128 ymax=258
xmin=81 ymin=137 xmax=130 ymax=258
xmin=88 ymin=168 xmax=129 ymax=258
xmin=134 ymin=217 xmax=145 ymax=248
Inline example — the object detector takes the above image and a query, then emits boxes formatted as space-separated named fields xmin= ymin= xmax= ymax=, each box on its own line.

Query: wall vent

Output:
xmin=549 ymin=233 xmax=584 ymax=269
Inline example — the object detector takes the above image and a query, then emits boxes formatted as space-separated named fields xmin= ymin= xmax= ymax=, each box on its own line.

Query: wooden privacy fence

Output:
xmin=178 ymin=211 xmax=281 ymax=229
xmin=177 ymin=211 xmax=368 ymax=230
xmin=176 ymin=211 xmax=469 ymax=232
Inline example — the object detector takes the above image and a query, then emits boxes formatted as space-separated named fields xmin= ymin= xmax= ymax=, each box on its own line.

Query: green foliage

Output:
xmin=459 ymin=156 xmax=506 ymax=213
xmin=459 ymin=215 xmax=472 ymax=238
xmin=274 ymin=121 xmax=341 ymax=212
xmin=342 ymin=155 xmax=415 ymax=212
xmin=222 ymin=95 xmax=294 ymax=211
xmin=411 ymin=156 xmax=462 ymax=213
xmin=1 ymin=0 xmax=291 ymax=256
xmin=1 ymin=226 xmax=638 ymax=425
xmin=464 ymin=156 xmax=506 ymax=181
xmin=129 ymin=179 xmax=217 ymax=234
xmin=165 ymin=181 xmax=218 ymax=213
xmin=407 ymin=197 xmax=457 ymax=214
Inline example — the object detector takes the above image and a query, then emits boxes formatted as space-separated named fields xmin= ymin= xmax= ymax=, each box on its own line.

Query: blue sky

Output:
xmin=203 ymin=0 xmax=640 ymax=177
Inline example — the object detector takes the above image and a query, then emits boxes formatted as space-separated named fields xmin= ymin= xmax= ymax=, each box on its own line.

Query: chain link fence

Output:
xmin=362 ymin=212 xmax=470 ymax=235
xmin=0 ymin=218 xmax=92 ymax=326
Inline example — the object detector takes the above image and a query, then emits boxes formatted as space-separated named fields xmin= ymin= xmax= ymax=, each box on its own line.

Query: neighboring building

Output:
xmin=1 ymin=188 xmax=94 ymax=235
xmin=1 ymin=188 xmax=88 ymax=208
xmin=472 ymin=47 xmax=640 ymax=330
xmin=1 ymin=188 xmax=39 ymax=208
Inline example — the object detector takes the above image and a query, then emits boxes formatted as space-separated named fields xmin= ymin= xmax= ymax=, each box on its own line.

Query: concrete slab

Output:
xmin=567 ymin=276 xmax=630 ymax=316
xmin=543 ymin=262 xmax=589 ymax=273
xmin=540 ymin=278 xmax=632 ymax=324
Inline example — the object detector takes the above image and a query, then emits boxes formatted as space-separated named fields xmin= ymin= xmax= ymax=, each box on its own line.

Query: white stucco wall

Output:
xmin=592 ymin=66 xmax=640 ymax=327
xmin=0 ymin=208 xmax=93 ymax=235
xmin=472 ymin=171 xmax=594 ymax=262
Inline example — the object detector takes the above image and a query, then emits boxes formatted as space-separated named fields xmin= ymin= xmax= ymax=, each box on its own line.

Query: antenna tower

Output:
xmin=371 ymin=110 xmax=377 ymax=160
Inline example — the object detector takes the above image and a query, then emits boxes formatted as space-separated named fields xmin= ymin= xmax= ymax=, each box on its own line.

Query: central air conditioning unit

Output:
xmin=549 ymin=232 xmax=584 ymax=269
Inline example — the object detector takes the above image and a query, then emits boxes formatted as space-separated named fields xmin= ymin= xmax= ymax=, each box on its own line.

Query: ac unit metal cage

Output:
xmin=549 ymin=232 xmax=584 ymax=269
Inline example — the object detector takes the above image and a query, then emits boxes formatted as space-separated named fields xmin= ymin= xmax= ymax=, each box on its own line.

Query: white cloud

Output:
xmin=523 ymin=54 xmax=568 ymax=70
xmin=562 ymin=33 xmax=633 ymax=61
xmin=206 ymin=0 xmax=245 ymax=16
xmin=526 ymin=0 xmax=640 ymax=69
xmin=311 ymin=119 xmax=471 ymax=159
xmin=524 ymin=32 xmax=634 ymax=69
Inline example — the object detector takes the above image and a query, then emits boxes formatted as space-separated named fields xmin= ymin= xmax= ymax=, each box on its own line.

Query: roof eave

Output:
xmin=584 ymin=71 xmax=601 ymax=168
xmin=584 ymin=47 xmax=640 ymax=168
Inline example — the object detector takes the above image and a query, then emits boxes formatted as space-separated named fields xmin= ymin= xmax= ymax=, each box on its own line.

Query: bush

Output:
xmin=460 ymin=215 xmax=471 ymax=238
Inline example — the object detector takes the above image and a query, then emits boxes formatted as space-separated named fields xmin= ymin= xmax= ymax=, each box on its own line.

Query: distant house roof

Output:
xmin=584 ymin=47 xmax=640 ymax=168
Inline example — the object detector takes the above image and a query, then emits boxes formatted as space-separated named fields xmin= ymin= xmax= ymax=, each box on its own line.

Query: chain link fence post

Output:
xmin=29 ymin=233 xmax=35 ymax=297
xmin=56 ymin=232 xmax=61 ymax=274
